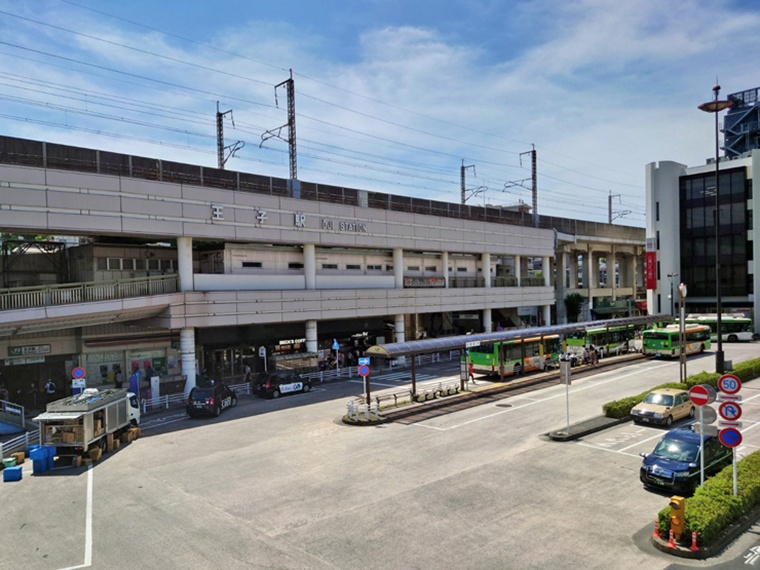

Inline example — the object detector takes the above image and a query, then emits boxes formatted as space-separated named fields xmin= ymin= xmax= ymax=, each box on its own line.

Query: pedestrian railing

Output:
xmin=0 ymin=398 xmax=24 ymax=429
xmin=140 ymin=382 xmax=252 ymax=414
xmin=0 ymin=274 xmax=179 ymax=311
xmin=0 ymin=429 xmax=40 ymax=460
xmin=345 ymin=400 xmax=382 ymax=421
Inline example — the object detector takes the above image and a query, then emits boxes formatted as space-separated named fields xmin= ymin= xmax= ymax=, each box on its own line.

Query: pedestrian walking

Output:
xmin=590 ymin=345 xmax=598 ymax=367
xmin=582 ymin=347 xmax=590 ymax=366
xmin=115 ymin=369 xmax=124 ymax=389
xmin=45 ymin=378 xmax=57 ymax=403
xmin=468 ymin=361 xmax=476 ymax=383
xmin=242 ymin=361 xmax=252 ymax=384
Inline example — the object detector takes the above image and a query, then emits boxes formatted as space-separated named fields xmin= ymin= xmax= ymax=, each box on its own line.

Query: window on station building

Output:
xmin=134 ymin=259 xmax=146 ymax=270
xmin=367 ymin=264 xmax=382 ymax=271
xmin=288 ymin=263 xmax=304 ymax=270
xmin=656 ymin=202 xmax=660 ymax=222
xmin=457 ymin=267 xmax=467 ymax=273
xmin=159 ymin=260 xmax=174 ymax=271
xmin=97 ymin=258 xmax=107 ymax=271
xmin=425 ymin=266 xmax=436 ymax=272
xmin=322 ymin=263 xmax=338 ymax=269
xmin=407 ymin=266 xmax=420 ymax=271
xmin=346 ymin=264 xmax=361 ymax=270
xmin=385 ymin=264 xmax=393 ymax=271
xmin=107 ymin=258 xmax=121 ymax=271
xmin=242 ymin=261 xmax=262 ymax=268
xmin=122 ymin=259 xmax=135 ymax=270
xmin=148 ymin=259 xmax=160 ymax=271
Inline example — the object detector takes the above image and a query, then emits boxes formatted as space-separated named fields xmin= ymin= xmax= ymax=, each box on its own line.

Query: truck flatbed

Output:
xmin=44 ymin=389 xmax=127 ymax=413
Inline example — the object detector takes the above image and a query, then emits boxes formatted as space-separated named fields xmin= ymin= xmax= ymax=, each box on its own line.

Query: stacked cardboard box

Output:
xmin=88 ymin=448 xmax=102 ymax=462
xmin=106 ymin=434 xmax=114 ymax=453
xmin=11 ymin=452 xmax=24 ymax=465
xmin=62 ymin=432 xmax=75 ymax=443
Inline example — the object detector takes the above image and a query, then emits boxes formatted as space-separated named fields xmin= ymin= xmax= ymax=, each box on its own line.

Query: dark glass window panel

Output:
xmin=686 ymin=209 xmax=693 ymax=229
xmin=697 ymin=176 xmax=709 ymax=199
xmin=693 ymin=206 xmax=705 ymax=228
xmin=719 ymin=203 xmax=731 ymax=227
xmin=731 ymin=202 xmax=745 ymax=225
xmin=720 ymin=239 xmax=731 ymax=256
xmin=731 ymin=171 xmax=744 ymax=195
xmin=706 ymin=239 xmax=716 ymax=257
xmin=719 ymin=173 xmax=731 ymax=196
xmin=704 ymin=205 xmax=715 ymax=228
xmin=694 ymin=238 xmax=705 ymax=257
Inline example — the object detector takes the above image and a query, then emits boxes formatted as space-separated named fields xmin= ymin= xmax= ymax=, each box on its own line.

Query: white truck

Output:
xmin=34 ymin=388 xmax=140 ymax=456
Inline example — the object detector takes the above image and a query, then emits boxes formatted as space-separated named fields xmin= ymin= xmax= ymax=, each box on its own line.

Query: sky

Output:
xmin=0 ymin=0 xmax=758 ymax=227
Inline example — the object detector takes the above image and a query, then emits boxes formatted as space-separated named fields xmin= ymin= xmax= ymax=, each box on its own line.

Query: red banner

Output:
xmin=645 ymin=251 xmax=656 ymax=290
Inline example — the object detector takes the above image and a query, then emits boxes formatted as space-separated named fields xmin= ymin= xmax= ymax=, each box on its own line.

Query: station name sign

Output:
xmin=8 ymin=344 xmax=50 ymax=356
xmin=321 ymin=219 xmax=367 ymax=233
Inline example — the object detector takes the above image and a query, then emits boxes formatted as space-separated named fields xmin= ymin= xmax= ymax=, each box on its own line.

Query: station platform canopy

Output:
xmin=365 ymin=314 xmax=673 ymax=359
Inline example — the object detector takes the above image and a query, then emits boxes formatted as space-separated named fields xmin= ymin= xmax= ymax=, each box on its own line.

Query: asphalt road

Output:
xmin=2 ymin=344 xmax=760 ymax=570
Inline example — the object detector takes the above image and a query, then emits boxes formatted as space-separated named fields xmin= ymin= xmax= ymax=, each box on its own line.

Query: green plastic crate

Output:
xmin=3 ymin=457 xmax=17 ymax=468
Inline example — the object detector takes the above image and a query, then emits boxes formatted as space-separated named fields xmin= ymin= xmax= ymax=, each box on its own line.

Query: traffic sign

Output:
xmin=719 ymin=402 xmax=742 ymax=421
xmin=719 ymin=420 xmax=743 ymax=429
xmin=72 ymin=367 xmax=85 ymax=379
xmin=689 ymin=384 xmax=717 ymax=407
xmin=358 ymin=357 xmax=370 ymax=366
xmin=332 ymin=339 xmax=340 ymax=350
xmin=465 ymin=340 xmax=481 ymax=349
xmin=693 ymin=424 xmax=718 ymax=436
xmin=701 ymin=406 xmax=717 ymax=425
xmin=717 ymin=393 xmax=742 ymax=403
xmin=258 ymin=346 xmax=266 ymax=357
xmin=718 ymin=374 xmax=741 ymax=395
xmin=719 ymin=428 xmax=743 ymax=448
xmin=359 ymin=364 xmax=370 ymax=377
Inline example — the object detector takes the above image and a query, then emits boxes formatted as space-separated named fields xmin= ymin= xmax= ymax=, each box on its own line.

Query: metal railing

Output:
xmin=0 ymin=429 xmax=40 ymax=460
xmin=140 ymin=381 xmax=251 ymax=414
xmin=0 ymin=274 xmax=179 ymax=311
xmin=0 ymin=398 xmax=24 ymax=429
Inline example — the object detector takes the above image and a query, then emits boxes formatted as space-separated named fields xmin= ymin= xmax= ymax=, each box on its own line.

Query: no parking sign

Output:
xmin=359 ymin=364 xmax=370 ymax=377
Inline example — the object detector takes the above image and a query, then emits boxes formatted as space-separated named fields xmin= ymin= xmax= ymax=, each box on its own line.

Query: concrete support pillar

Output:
xmin=483 ymin=308 xmax=492 ymax=332
xmin=581 ymin=252 xmax=590 ymax=289
xmin=305 ymin=320 xmax=317 ymax=353
xmin=482 ymin=253 xmax=491 ymax=288
xmin=589 ymin=252 xmax=599 ymax=288
xmin=393 ymin=248 xmax=404 ymax=289
xmin=542 ymin=305 xmax=552 ymax=327
xmin=556 ymin=253 xmax=568 ymax=324
xmin=542 ymin=256 xmax=551 ymax=287
xmin=442 ymin=251 xmax=449 ymax=288
xmin=514 ymin=255 xmax=522 ymax=287
xmin=177 ymin=237 xmax=194 ymax=292
xmin=611 ymin=246 xmax=617 ymax=300
xmin=304 ymin=243 xmax=316 ymax=290
xmin=180 ymin=327 xmax=196 ymax=396
xmin=569 ymin=253 xmax=579 ymax=289
xmin=394 ymin=314 xmax=405 ymax=344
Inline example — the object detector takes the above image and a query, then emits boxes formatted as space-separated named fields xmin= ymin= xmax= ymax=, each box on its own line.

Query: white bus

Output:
xmin=684 ymin=314 xmax=755 ymax=342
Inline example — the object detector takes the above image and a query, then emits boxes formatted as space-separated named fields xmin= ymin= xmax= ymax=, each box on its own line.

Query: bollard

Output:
xmin=165 ymin=395 xmax=169 ymax=409
xmin=364 ymin=403 xmax=369 ymax=421
xmin=652 ymin=519 xmax=661 ymax=539
xmin=667 ymin=529 xmax=676 ymax=549
xmin=690 ymin=532 xmax=698 ymax=552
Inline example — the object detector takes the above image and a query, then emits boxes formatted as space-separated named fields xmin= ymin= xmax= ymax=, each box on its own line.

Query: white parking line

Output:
xmin=57 ymin=464 xmax=93 ymax=570
xmin=574 ymin=441 xmax=640 ymax=458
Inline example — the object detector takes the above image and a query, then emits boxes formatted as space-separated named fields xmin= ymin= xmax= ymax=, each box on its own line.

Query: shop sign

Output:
xmin=279 ymin=338 xmax=306 ymax=346
xmin=5 ymin=356 xmax=45 ymax=365
xmin=455 ymin=313 xmax=479 ymax=320
xmin=404 ymin=277 xmax=444 ymax=288
xmin=8 ymin=344 xmax=50 ymax=357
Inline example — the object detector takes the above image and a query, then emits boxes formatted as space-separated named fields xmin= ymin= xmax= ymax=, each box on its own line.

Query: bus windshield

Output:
xmin=643 ymin=332 xmax=671 ymax=340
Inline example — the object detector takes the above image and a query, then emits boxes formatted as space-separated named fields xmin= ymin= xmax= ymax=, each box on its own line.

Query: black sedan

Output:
xmin=186 ymin=383 xmax=237 ymax=417
xmin=252 ymin=371 xmax=311 ymax=399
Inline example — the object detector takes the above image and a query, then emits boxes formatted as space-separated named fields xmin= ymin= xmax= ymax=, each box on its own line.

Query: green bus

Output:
xmin=565 ymin=324 xmax=643 ymax=358
xmin=465 ymin=335 xmax=561 ymax=377
xmin=684 ymin=314 xmax=754 ymax=342
xmin=642 ymin=324 xmax=711 ymax=357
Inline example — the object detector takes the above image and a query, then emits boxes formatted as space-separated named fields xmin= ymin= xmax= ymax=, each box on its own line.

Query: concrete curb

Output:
xmin=650 ymin=501 xmax=760 ymax=559
xmin=547 ymin=415 xmax=632 ymax=441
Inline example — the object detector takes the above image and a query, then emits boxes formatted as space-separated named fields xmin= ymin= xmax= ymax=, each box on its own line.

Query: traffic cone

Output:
xmin=690 ymin=531 xmax=699 ymax=552
xmin=667 ymin=529 xmax=676 ymax=549
xmin=652 ymin=519 xmax=661 ymax=539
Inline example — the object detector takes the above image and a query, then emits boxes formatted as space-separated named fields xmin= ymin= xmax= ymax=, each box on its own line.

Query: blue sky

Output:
xmin=0 ymin=0 xmax=758 ymax=226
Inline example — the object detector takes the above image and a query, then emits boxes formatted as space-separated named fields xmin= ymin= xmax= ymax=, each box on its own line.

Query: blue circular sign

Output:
xmin=72 ymin=367 xmax=85 ymax=379
xmin=719 ymin=427 xmax=743 ymax=448
xmin=359 ymin=364 xmax=370 ymax=377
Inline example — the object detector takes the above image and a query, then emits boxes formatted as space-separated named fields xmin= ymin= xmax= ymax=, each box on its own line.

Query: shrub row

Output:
xmin=602 ymin=355 xmax=760 ymax=419
xmin=658 ymin=450 xmax=760 ymax=545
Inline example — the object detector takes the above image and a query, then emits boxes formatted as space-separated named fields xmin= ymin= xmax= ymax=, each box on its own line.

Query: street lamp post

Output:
xmin=667 ymin=272 xmax=678 ymax=318
xmin=698 ymin=85 xmax=732 ymax=374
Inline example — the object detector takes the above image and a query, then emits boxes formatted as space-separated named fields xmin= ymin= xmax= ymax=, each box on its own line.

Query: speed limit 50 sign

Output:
xmin=718 ymin=374 xmax=741 ymax=395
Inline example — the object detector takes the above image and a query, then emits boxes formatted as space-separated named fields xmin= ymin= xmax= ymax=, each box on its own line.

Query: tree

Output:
xmin=564 ymin=293 xmax=586 ymax=323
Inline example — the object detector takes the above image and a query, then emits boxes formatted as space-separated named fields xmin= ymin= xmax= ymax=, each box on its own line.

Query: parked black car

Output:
xmin=252 ymin=371 xmax=311 ymax=399
xmin=640 ymin=427 xmax=732 ymax=493
xmin=186 ymin=383 xmax=237 ymax=418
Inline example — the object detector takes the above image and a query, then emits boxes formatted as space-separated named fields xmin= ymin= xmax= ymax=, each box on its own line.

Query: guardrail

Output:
xmin=0 ymin=429 xmax=40 ymax=460
xmin=0 ymin=274 xmax=179 ymax=311
xmin=346 ymin=380 xmax=465 ymax=418
xmin=141 ymin=382 xmax=251 ymax=414
xmin=0 ymin=398 xmax=24 ymax=429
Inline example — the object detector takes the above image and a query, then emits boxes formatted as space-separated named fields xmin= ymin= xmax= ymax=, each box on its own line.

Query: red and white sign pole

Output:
xmin=718 ymin=374 xmax=742 ymax=496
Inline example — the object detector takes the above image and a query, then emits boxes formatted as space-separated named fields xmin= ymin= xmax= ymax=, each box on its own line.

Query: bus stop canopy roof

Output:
xmin=365 ymin=314 xmax=672 ymax=359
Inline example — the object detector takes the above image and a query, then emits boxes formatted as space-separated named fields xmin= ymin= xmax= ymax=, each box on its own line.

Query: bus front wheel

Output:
xmin=700 ymin=344 xmax=705 ymax=353
xmin=728 ymin=334 xmax=738 ymax=343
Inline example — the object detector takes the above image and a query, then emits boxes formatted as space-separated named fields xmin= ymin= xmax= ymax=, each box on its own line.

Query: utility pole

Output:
xmin=261 ymin=69 xmax=298 ymax=180
xmin=608 ymin=191 xmax=631 ymax=224
xmin=216 ymin=102 xmax=244 ymax=169
xmin=518 ymin=146 xmax=538 ymax=227
xmin=461 ymin=161 xmax=476 ymax=204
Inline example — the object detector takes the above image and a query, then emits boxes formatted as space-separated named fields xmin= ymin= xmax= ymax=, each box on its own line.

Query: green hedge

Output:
xmin=602 ymin=355 xmax=760 ymax=419
xmin=657 ymin=451 xmax=760 ymax=545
